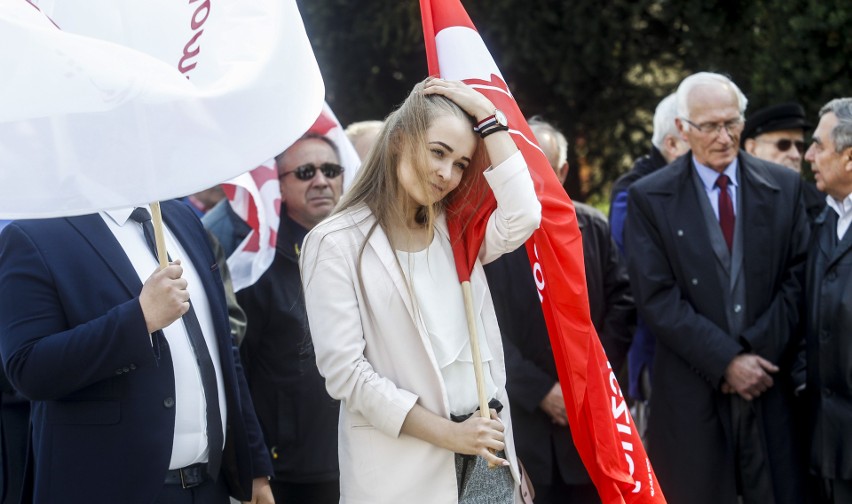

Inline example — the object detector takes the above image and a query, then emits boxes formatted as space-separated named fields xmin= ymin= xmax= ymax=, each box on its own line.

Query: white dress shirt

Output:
xmin=101 ymin=205 xmax=227 ymax=470
xmin=826 ymin=192 xmax=852 ymax=241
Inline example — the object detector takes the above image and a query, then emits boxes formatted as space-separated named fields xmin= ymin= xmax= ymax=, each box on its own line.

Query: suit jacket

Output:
xmin=806 ymin=206 xmax=852 ymax=480
xmin=485 ymin=201 xmax=633 ymax=488
xmin=0 ymin=201 xmax=272 ymax=503
xmin=625 ymin=152 xmax=809 ymax=504
xmin=299 ymin=152 xmax=540 ymax=504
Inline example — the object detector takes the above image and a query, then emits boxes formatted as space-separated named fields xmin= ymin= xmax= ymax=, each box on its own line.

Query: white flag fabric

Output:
xmin=0 ymin=0 xmax=324 ymax=219
xmin=311 ymin=102 xmax=363 ymax=192
xmin=222 ymin=102 xmax=362 ymax=292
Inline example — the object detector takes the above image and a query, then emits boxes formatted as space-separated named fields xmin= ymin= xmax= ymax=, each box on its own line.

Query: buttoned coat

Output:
xmin=806 ymin=207 xmax=852 ymax=480
xmin=0 ymin=201 xmax=272 ymax=503
xmin=299 ymin=154 xmax=540 ymax=504
xmin=625 ymin=152 xmax=809 ymax=504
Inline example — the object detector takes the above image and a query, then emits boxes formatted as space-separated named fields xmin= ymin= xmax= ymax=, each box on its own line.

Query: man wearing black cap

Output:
xmin=743 ymin=102 xmax=825 ymax=222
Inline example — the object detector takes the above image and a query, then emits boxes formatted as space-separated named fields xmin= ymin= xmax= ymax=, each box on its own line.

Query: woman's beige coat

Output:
xmin=300 ymin=152 xmax=541 ymax=503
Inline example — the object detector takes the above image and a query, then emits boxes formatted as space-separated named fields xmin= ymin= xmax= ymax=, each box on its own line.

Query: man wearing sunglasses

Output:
xmin=234 ymin=133 xmax=344 ymax=504
xmin=742 ymin=102 xmax=825 ymax=223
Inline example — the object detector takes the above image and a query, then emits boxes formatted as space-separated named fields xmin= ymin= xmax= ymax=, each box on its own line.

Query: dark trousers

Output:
xmin=532 ymin=447 xmax=600 ymax=504
xmin=0 ymin=399 xmax=29 ymax=504
xmin=154 ymin=476 xmax=230 ymax=504
xmin=821 ymin=478 xmax=852 ymax=504
xmin=270 ymin=479 xmax=339 ymax=504
xmin=732 ymin=396 xmax=775 ymax=504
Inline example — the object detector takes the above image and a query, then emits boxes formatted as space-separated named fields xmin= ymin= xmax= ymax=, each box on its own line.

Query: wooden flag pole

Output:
xmin=461 ymin=280 xmax=498 ymax=469
xmin=149 ymin=202 xmax=169 ymax=270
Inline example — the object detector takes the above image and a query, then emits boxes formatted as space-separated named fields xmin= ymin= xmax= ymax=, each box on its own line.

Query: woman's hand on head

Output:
xmin=422 ymin=78 xmax=495 ymax=122
xmin=448 ymin=409 xmax=509 ymax=466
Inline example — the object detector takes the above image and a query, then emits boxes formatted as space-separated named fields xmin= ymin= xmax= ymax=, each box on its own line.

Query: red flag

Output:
xmin=420 ymin=1 xmax=666 ymax=502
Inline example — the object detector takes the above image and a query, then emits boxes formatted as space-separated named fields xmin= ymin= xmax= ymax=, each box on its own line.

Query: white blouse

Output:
xmin=397 ymin=231 xmax=498 ymax=416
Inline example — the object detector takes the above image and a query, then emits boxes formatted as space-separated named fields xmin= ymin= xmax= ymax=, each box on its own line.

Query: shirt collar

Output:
xmin=692 ymin=156 xmax=739 ymax=191
xmin=102 ymin=205 xmax=149 ymax=226
xmin=826 ymin=192 xmax=852 ymax=218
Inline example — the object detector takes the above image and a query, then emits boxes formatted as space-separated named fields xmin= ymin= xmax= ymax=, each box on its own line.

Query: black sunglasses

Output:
xmin=279 ymin=162 xmax=344 ymax=181
xmin=757 ymin=138 xmax=806 ymax=153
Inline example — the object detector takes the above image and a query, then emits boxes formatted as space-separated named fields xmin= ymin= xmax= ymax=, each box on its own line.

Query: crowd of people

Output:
xmin=0 ymin=71 xmax=849 ymax=504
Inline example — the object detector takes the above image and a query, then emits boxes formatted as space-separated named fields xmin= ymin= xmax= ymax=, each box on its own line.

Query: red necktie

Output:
xmin=715 ymin=174 xmax=734 ymax=251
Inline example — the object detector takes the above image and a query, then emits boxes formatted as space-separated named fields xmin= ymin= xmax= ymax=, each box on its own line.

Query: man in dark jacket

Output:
xmin=625 ymin=72 xmax=809 ymax=504
xmin=222 ymin=133 xmax=344 ymax=504
xmin=485 ymin=118 xmax=634 ymax=504
xmin=803 ymin=97 xmax=852 ymax=503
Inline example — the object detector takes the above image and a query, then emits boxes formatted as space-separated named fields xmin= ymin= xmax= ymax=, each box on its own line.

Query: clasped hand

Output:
xmin=722 ymin=353 xmax=779 ymax=400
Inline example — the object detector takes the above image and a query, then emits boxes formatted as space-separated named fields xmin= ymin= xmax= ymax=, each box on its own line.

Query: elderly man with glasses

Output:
xmin=742 ymin=102 xmax=826 ymax=223
xmin=206 ymin=133 xmax=344 ymax=504
xmin=624 ymin=72 xmax=810 ymax=504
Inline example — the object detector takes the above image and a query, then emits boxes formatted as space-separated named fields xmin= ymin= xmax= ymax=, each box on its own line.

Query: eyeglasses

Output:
xmin=681 ymin=117 xmax=745 ymax=137
xmin=279 ymin=163 xmax=344 ymax=181
xmin=755 ymin=138 xmax=806 ymax=154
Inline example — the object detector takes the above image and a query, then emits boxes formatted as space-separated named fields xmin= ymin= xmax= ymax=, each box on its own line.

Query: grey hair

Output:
xmin=528 ymin=116 xmax=568 ymax=168
xmin=344 ymin=120 xmax=384 ymax=142
xmin=818 ymin=98 xmax=852 ymax=152
xmin=651 ymin=93 xmax=680 ymax=150
xmin=676 ymin=72 xmax=748 ymax=127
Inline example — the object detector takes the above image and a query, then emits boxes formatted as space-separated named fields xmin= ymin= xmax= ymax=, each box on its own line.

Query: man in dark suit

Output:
xmin=0 ymin=200 xmax=273 ymax=503
xmin=485 ymin=118 xmax=634 ymax=504
xmin=625 ymin=72 xmax=809 ymax=504
xmin=803 ymin=97 xmax=852 ymax=503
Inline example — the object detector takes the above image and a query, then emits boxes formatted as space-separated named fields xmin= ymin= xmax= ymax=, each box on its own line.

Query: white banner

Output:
xmin=0 ymin=0 xmax=324 ymax=219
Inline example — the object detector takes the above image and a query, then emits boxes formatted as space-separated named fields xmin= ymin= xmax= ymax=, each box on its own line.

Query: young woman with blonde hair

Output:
xmin=300 ymin=77 xmax=541 ymax=503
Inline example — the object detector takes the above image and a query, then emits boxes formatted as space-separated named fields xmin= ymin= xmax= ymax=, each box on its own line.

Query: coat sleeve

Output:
xmin=479 ymin=151 xmax=542 ymax=265
xmin=625 ymin=187 xmax=743 ymax=386
xmin=300 ymin=227 xmax=418 ymax=439
xmin=0 ymin=223 xmax=158 ymax=400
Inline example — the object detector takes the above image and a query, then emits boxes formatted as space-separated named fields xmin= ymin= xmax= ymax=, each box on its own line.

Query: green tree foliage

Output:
xmin=297 ymin=0 xmax=851 ymax=202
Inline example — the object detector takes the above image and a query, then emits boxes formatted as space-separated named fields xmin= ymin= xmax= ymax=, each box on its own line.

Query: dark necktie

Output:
xmin=715 ymin=174 xmax=735 ymax=251
xmin=826 ymin=208 xmax=839 ymax=254
xmin=129 ymin=207 xmax=223 ymax=479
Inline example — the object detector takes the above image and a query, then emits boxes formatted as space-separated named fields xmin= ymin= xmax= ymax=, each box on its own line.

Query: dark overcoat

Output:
xmin=625 ymin=152 xmax=809 ymax=504
xmin=806 ymin=206 xmax=852 ymax=480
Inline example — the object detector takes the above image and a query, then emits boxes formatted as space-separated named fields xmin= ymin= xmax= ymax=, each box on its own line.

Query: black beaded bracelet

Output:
xmin=478 ymin=124 xmax=509 ymax=139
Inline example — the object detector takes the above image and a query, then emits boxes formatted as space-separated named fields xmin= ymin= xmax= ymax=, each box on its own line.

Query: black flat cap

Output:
xmin=741 ymin=102 xmax=811 ymax=146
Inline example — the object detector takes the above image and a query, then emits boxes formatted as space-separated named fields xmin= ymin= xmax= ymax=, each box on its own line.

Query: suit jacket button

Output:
xmin=827 ymin=271 xmax=837 ymax=281
xmin=677 ymin=229 xmax=684 ymax=236
xmin=164 ymin=397 xmax=175 ymax=408
xmin=691 ymin=278 xmax=699 ymax=285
